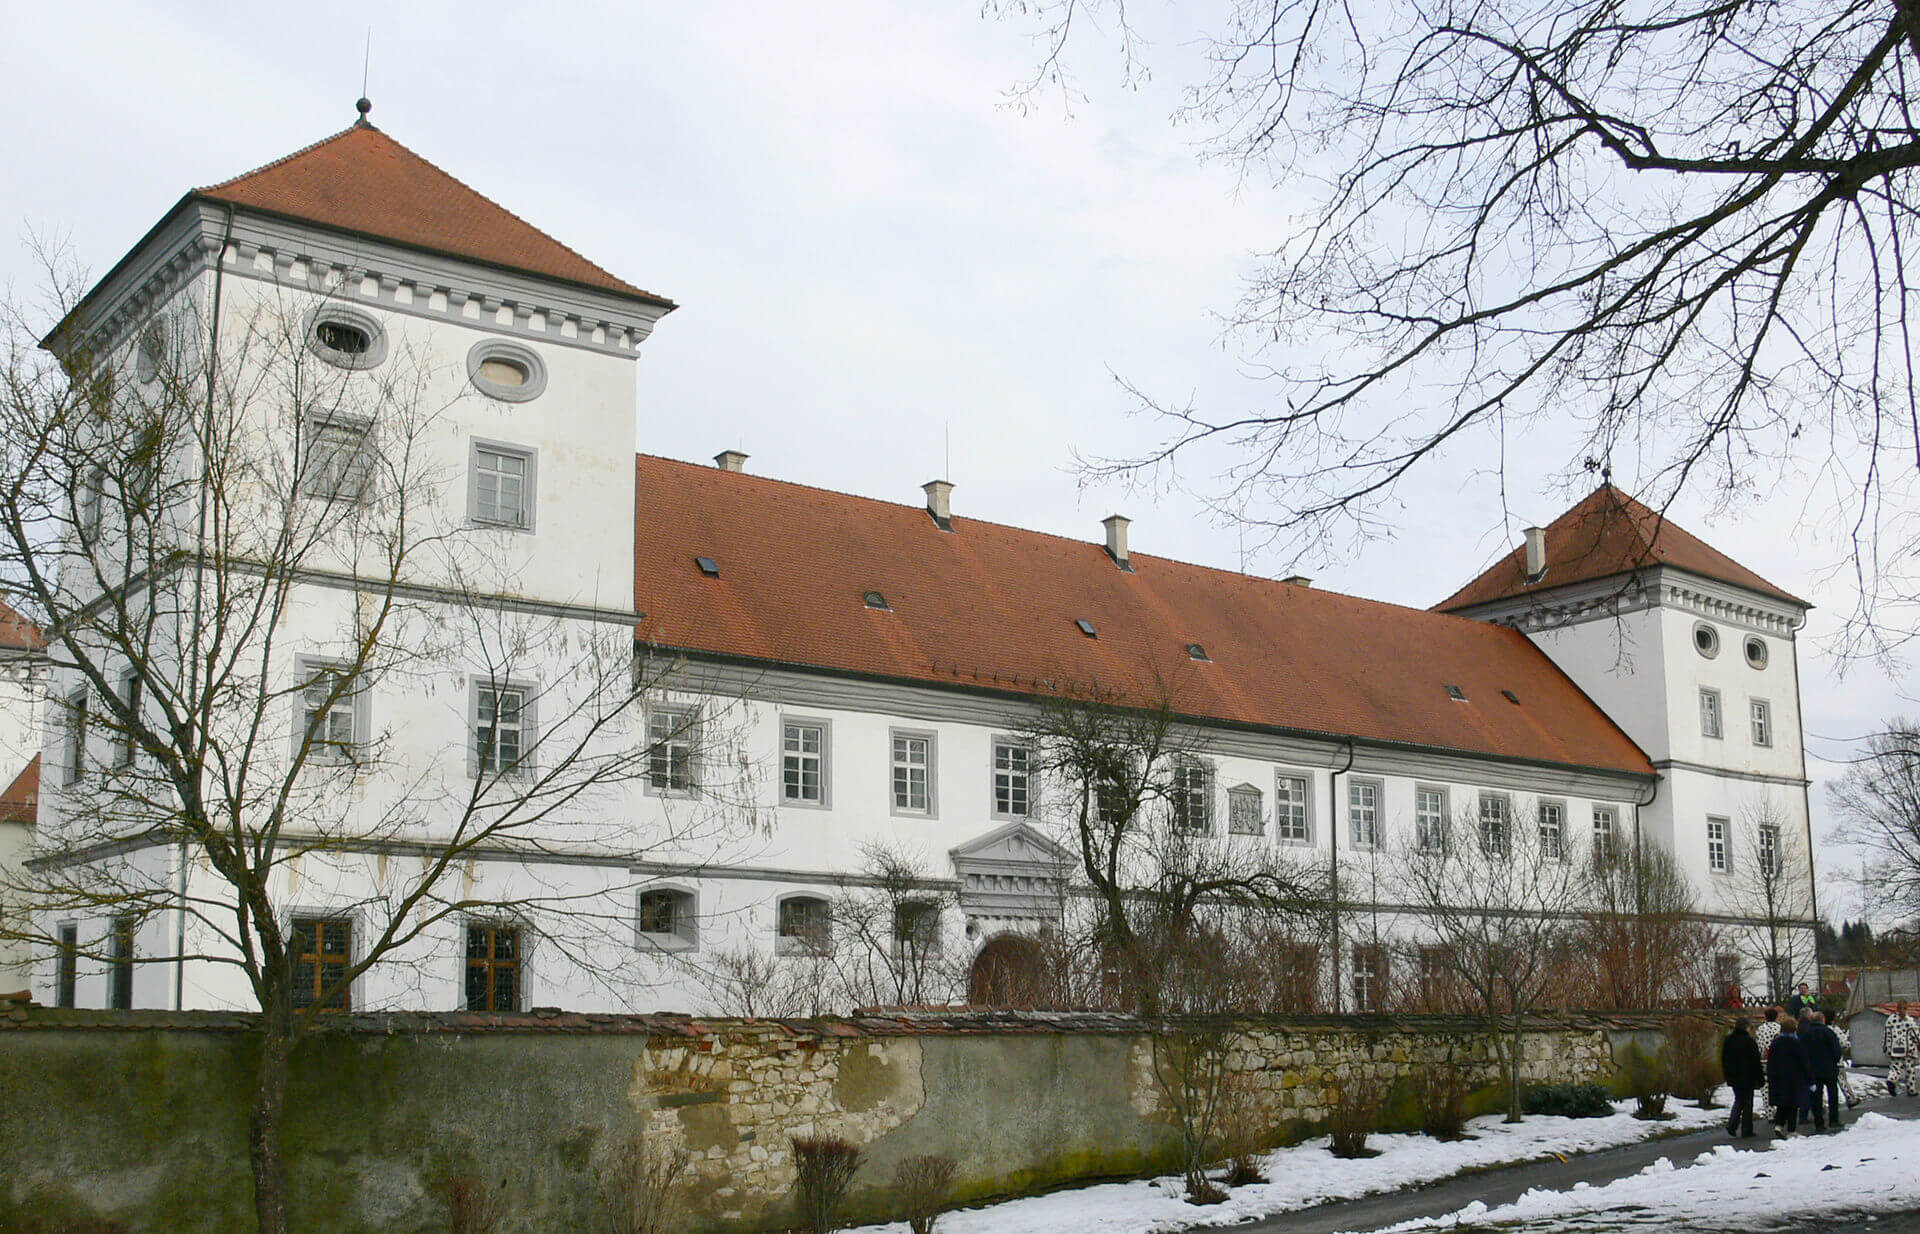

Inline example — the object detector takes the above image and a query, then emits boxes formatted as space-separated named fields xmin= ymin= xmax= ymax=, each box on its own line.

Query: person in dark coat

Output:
xmin=1720 ymin=1017 xmax=1765 ymax=1137
xmin=1801 ymin=1012 xmax=1844 ymax=1129
xmin=1788 ymin=982 xmax=1816 ymax=1021
xmin=1768 ymin=1015 xmax=1813 ymax=1135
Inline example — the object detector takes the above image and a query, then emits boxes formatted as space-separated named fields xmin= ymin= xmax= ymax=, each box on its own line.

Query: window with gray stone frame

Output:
xmin=471 ymin=678 xmax=536 ymax=778
xmin=637 ymin=887 xmax=698 ymax=951
xmin=1707 ymin=815 xmax=1732 ymax=875
xmin=991 ymin=738 xmax=1034 ymax=819
xmin=299 ymin=413 xmax=375 ymax=504
xmin=1275 ymin=772 xmax=1312 ymax=844
xmin=776 ymin=894 xmax=832 ymax=955
xmin=890 ymin=730 xmax=936 ymax=816
xmin=1415 ymin=785 xmax=1449 ymax=852
xmin=1699 ymin=687 xmax=1724 ymax=739
xmin=782 ymin=718 xmax=830 ymax=806
xmin=295 ymin=657 xmax=367 ymax=766
xmin=1171 ymin=759 xmax=1213 ymax=833
xmin=468 ymin=439 xmax=536 ymax=530
xmin=1349 ymin=778 xmax=1382 ymax=849
xmin=645 ymin=706 xmax=699 ymax=794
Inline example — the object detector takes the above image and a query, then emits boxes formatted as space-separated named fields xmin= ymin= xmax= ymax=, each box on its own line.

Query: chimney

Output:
xmin=714 ymin=450 xmax=749 ymax=473
xmin=1283 ymin=575 xmax=1313 ymax=588
xmin=1524 ymin=526 xmax=1547 ymax=579
xmin=923 ymin=479 xmax=954 ymax=531
xmin=1102 ymin=514 xmax=1132 ymax=571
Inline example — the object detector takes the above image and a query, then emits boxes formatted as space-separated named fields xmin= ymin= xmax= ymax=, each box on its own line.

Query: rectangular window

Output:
xmin=1759 ymin=822 xmax=1781 ymax=878
xmin=1095 ymin=769 xmax=1130 ymax=828
xmin=63 ymin=688 xmax=88 ymax=787
xmin=290 ymin=917 xmax=352 ymax=1011
xmin=1172 ymin=761 xmax=1212 ymax=833
xmin=1700 ymin=687 xmax=1724 ymax=739
xmin=1706 ymin=815 xmax=1731 ymax=875
xmin=777 ymin=896 xmax=831 ymax=955
xmin=1415 ymin=786 xmax=1449 ymax=852
xmin=893 ymin=901 xmax=941 ymax=954
xmin=891 ymin=732 xmax=933 ymax=815
xmin=782 ymin=720 xmax=828 ymax=805
xmin=107 ymin=915 xmax=134 ymax=1010
xmin=300 ymin=414 xmax=375 ymax=503
xmin=79 ymin=467 xmax=105 ymax=542
xmin=469 ymin=440 xmax=536 ymax=529
xmin=638 ymin=888 xmax=696 ymax=949
xmin=992 ymin=740 xmax=1033 ymax=818
xmin=297 ymin=659 xmax=359 ymax=764
xmin=474 ymin=683 xmax=529 ymax=776
xmin=1275 ymin=773 xmax=1311 ymax=844
xmin=1351 ymin=944 xmax=1387 ymax=1012
xmin=465 ymin=922 xmax=521 ymax=1012
xmin=1478 ymin=793 xmax=1510 ymax=857
xmin=1227 ymin=787 xmax=1264 ymax=836
xmin=1418 ymin=945 xmax=1457 ymax=1009
xmin=115 ymin=671 xmax=142 ymax=767
xmin=646 ymin=707 xmax=698 ymax=793
xmin=1538 ymin=800 xmax=1565 ymax=861
xmin=1348 ymin=779 xmax=1380 ymax=848
xmin=1592 ymin=807 xmax=1618 ymax=862
xmin=56 ymin=923 xmax=78 ymax=1008
xmin=1750 ymin=699 xmax=1772 ymax=747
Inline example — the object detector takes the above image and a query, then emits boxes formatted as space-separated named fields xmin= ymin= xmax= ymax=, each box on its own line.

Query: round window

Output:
xmin=1692 ymin=622 xmax=1720 ymax=659
xmin=305 ymin=305 xmax=388 ymax=371
xmin=466 ymin=340 xmax=548 ymax=403
xmin=1744 ymin=636 xmax=1769 ymax=669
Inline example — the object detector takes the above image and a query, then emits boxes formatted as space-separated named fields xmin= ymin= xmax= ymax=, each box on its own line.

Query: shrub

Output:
xmin=444 ymin=1176 xmax=507 ymax=1234
xmin=1668 ymin=1015 xmax=1722 ymax=1108
xmin=791 ymin=1135 xmax=863 ymax=1234
xmin=1216 ymin=1074 xmax=1269 ymax=1185
xmin=893 ymin=1155 xmax=956 ymax=1234
xmin=597 ymin=1137 xmax=690 ymax=1234
xmin=1522 ymin=1082 xmax=1615 ymax=1119
xmin=1416 ymin=1063 xmax=1474 ymax=1139
xmin=1620 ymin=1041 xmax=1675 ymax=1120
xmin=1326 ymin=1077 xmax=1386 ymax=1159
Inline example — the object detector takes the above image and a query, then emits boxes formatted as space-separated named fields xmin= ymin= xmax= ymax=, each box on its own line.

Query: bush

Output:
xmin=1522 ymin=1082 xmax=1615 ymax=1119
xmin=597 ymin=1137 xmax=690 ymax=1234
xmin=1216 ymin=1074 xmax=1269 ymax=1186
xmin=1668 ymin=1015 xmax=1722 ymax=1108
xmin=1326 ymin=1077 xmax=1385 ymax=1159
xmin=791 ymin=1135 xmax=863 ymax=1234
xmin=443 ymin=1177 xmax=507 ymax=1234
xmin=893 ymin=1155 xmax=956 ymax=1234
xmin=1416 ymin=1064 xmax=1473 ymax=1139
xmin=1620 ymin=1041 xmax=1675 ymax=1120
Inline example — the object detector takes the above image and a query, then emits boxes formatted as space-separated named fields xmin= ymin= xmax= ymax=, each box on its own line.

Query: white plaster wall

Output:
xmin=1525 ymin=606 xmax=1672 ymax=760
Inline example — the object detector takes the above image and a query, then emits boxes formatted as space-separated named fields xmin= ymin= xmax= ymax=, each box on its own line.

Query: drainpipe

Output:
xmin=1788 ymin=612 xmax=1819 ymax=991
xmin=179 ymin=204 xmax=232 ymax=1010
xmin=1328 ymin=738 xmax=1355 ymax=1012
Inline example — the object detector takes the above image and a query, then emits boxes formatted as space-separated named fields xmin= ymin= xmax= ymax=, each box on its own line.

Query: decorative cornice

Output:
xmin=1455 ymin=565 xmax=1806 ymax=637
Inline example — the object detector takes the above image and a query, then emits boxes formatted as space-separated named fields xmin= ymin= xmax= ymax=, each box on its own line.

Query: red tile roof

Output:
xmin=0 ymin=598 xmax=44 ymax=653
xmin=633 ymin=456 xmax=1655 ymax=776
xmin=194 ymin=122 xmax=673 ymax=307
xmin=0 ymin=756 xmax=38 ymax=826
xmin=1435 ymin=484 xmax=1804 ymax=613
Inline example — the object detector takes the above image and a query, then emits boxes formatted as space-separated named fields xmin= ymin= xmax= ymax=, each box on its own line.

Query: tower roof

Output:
xmin=0 ymin=756 xmax=38 ymax=826
xmin=192 ymin=120 xmax=672 ymax=307
xmin=1435 ymin=484 xmax=1805 ymax=613
xmin=0 ymin=597 xmax=45 ymax=653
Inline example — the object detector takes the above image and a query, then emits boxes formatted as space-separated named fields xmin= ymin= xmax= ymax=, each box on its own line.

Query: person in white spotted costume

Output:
xmin=1755 ymin=1006 xmax=1783 ymax=1062
xmin=1887 ymin=1000 xmax=1919 ymax=1096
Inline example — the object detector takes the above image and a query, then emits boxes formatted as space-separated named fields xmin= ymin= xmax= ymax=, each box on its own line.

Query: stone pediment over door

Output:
xmin=950 ymin=821 xmax=1072 ymax=935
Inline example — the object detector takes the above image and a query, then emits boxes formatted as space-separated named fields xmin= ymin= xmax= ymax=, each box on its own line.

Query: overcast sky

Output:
xmin=1 ymin=2 xmax=1906 ymax=917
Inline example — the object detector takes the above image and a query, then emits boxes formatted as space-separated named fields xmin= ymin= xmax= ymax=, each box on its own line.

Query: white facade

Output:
xmin=23 ymin=124 xmax=1820 ymax=1018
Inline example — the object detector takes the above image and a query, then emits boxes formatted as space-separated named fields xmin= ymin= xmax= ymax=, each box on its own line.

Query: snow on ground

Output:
xmin=843 ymin=1098 xmax=1728 ymax=1234
xmin=1362 ymin=1111 xmax=1920 ymax=1233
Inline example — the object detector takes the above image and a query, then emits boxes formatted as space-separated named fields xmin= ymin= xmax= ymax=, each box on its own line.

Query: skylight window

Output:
xmin=1075 ymin=619 xmax=1097 ymax=638
xmin=1446 ymin=684 xmax=1466 ymax=701
xmin=1186 ymin=643 xmax=1210 ymax=661
xmin=863 ymin=590 xmax=890 ymax=611
xmin=695 ymin=556 xmax=719 ymax=577
xmin=1501 ymin=689 xmax=1521 ymax=704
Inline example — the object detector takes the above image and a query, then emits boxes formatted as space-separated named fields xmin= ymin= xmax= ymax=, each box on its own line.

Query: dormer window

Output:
xmin=1446 ymin=684 xmax=1466 ymax=701
xmin=1075 ymin=619 xmax=1097 ymax=638
xmin=695 ymin=556 xmax=719 ymax=577
xmin=1186 ymin=643 xmax=1210 ymax=661
xmin=864 ymin=590 xmax=890 ymax=611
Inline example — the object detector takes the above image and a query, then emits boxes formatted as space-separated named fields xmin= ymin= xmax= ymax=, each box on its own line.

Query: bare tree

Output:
xmin=1723 ymin=801 xmax=1820 ymax=1001
xmin=0 ymin=261 xmax=750 ymax=1234
xmin=1020 ymin=678 xmax=1325 ymax=1015
xmin=1830 ymin=721 xmax=1920 ymax=921
xmin=1390 ymin=795 xmax=1590 ymax=1121
xmin=996 ymin=0 xmax=1920 ymax=649
xmin=827 ymin=843 xmax=964 ymax=1011
xmin=1575 ymin=838 xmax=1720 ymax=1009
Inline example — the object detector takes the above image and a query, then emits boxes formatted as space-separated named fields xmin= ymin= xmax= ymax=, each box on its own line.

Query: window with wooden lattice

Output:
xmin=290 ymin=917 xmax=352 ymax=1011
xmin=465 ymin=922 xmax=521 ymax=1012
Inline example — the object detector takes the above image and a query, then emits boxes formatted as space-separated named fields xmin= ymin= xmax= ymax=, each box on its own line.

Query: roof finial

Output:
xmin=355 ymin=28 xmax=373 ymax=125
xmin=355 ymin=96 xmax=372 ymax=122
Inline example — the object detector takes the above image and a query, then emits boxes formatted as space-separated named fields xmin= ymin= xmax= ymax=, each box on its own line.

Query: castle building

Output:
xmin=22 ymin=116 xmax=1817 ymax=1015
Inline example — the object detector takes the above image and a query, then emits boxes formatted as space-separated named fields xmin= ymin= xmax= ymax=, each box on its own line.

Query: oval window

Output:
xmin=1744 ymin=636 xmax=1769 ymax=669
xmin=1692 ymin=622 xmax=1720 ymax=659
xmin=466 ymin=340 xmax=548 ymax=403
xmin=305 ymin=305 xmax=388 ymax=371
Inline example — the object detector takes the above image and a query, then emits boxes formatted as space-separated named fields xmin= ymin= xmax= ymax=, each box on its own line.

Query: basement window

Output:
xmin=695 ymin=556 xmax=719 ymax=577
xmin=863 ymin=590 xmax=890 ymax=611
xmin=1446 ymin=684 xmax=1467 ymax=701
xmin=1075 ymin=619 xmax=1097 ymax=638
xmin=1186 ymin=643 xmax=1210 ymax=661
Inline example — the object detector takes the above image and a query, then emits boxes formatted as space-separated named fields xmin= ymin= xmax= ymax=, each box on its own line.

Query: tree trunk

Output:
xmin=249 ymin=1025 xmax=295 ymax=1234
xmin=1506 ymin=1015 xmax=1525 ymax=1123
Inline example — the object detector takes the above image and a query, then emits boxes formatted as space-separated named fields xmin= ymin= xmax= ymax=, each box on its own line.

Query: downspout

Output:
xmin=178 ymin=205 xmax=233 ymax=1010
xmin=1328 ymin=738 xmax=1355 ymax=1012
xmin=1632 ymin=773 xmax=1659 ymax=918
xmin=1788 ymin=612 xmax=1820 ymax=988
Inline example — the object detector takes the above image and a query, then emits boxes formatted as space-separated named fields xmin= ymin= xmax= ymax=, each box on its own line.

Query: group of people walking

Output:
xmin=1719 ymin=999 xmax=1844 ymax=1137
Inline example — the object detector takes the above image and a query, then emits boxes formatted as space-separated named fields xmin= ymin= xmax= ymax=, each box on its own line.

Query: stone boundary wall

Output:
xmin=0 ymin=1005 xmax=1689 ymax=1233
